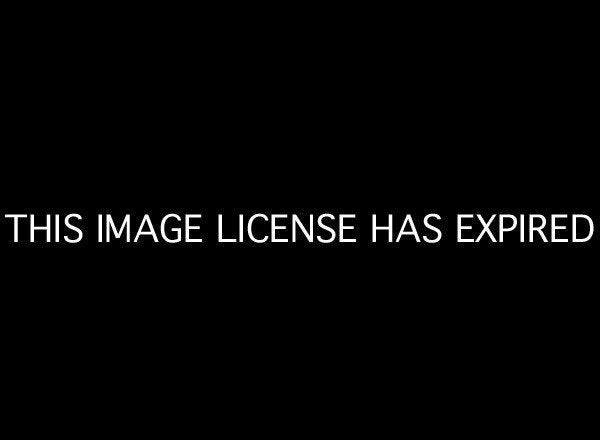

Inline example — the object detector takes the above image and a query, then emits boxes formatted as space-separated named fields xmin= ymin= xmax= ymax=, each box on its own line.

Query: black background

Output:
xmin=1 ymin=6 xmax=597 ymax=434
